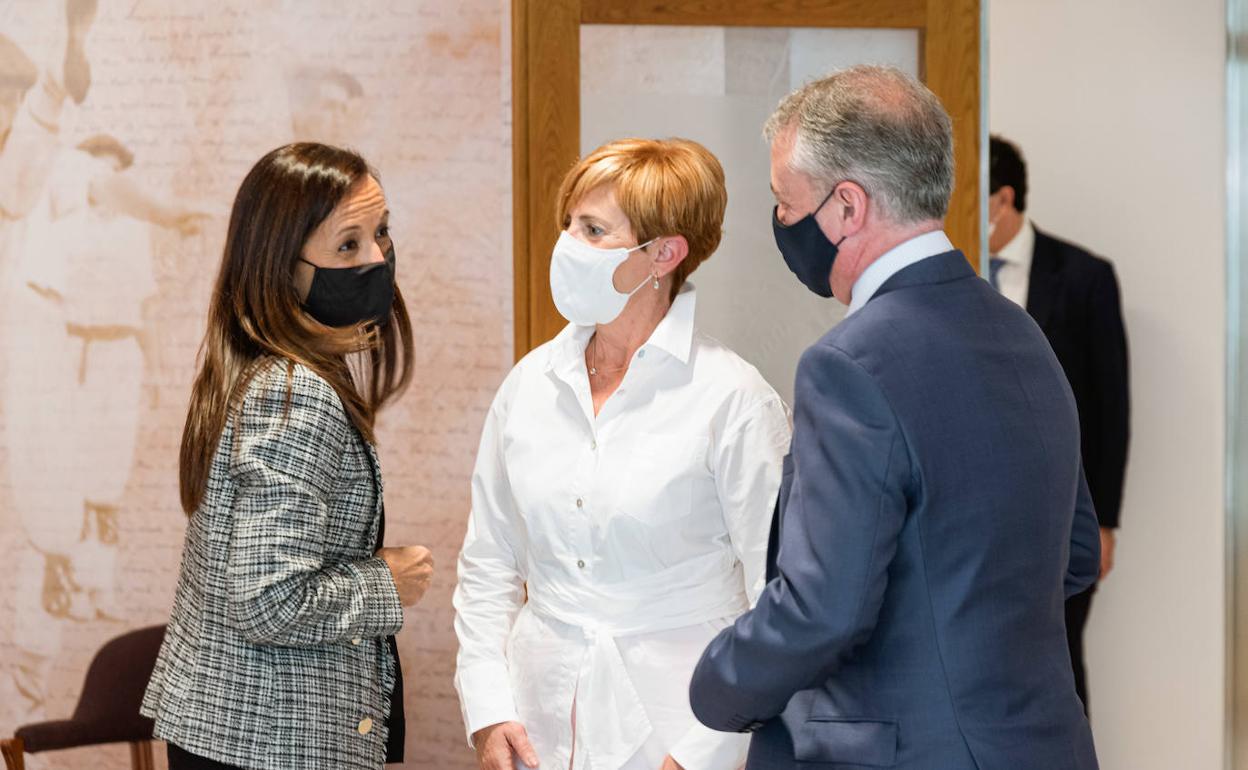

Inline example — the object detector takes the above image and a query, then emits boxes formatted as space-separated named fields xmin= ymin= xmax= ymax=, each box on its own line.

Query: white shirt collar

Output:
xmin=644 ymin=282 xmax=696 ymax=364
xmin=846 ymin=230 xmax=954 ymax=315
xmin=546 ymin=283 xmax=697 ymax=373
xmin=997 ymin=215 xmax=1034 ymax=269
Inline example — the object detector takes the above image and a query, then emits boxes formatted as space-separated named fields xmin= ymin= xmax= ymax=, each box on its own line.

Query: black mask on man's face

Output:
xmin=771 ymin=184 xmax=845 ymax=298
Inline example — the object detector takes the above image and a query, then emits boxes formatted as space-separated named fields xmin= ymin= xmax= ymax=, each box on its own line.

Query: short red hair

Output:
xmin=556 ymin=138 xmax=727 ymax=299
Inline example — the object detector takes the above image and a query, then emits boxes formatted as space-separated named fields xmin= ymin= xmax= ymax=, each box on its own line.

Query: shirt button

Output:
xmin=637 ymin=349 xmax=646 ymax=359
xmin=357 ymin=717 xmax=374 ymax=735
xmin=351 ymin=637 xmax=361 ymax=645
xmin=577 ymin=559 xmax=586 ymax=569
xmin=576 ymin=498 xmax=584 ymax=508
xmin=591 ymin=439 xmax=598 ymax=450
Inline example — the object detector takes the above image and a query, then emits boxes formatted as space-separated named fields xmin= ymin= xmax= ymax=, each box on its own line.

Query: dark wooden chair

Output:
xmin=2 ymin=625 xmax=165 ymax=770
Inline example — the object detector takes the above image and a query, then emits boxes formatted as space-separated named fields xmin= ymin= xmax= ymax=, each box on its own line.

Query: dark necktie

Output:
xmin=989 ymin=256 xmax=1006 ymax=291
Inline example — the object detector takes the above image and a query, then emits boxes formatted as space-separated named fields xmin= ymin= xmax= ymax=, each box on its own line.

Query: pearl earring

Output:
xmin=652 ymin=273 xmax=661 ymax=290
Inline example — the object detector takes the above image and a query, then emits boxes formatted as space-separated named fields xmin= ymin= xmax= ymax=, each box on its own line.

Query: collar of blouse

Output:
xmin=545 ymin=283 xmax=697 ymax=379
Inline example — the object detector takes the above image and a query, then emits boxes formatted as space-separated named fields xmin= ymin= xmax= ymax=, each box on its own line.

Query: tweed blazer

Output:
xmin=142 ymin=359 xmax=405 ymax=770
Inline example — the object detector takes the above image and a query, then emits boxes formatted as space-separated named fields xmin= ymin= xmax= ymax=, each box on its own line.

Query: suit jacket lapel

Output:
xmin=1026 ymin=228 xmax=1062 ymax=331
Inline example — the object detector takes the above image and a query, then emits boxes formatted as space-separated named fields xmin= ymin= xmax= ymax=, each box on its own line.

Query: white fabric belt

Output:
xmin=526 ymin=550 xmax=747 ymax=769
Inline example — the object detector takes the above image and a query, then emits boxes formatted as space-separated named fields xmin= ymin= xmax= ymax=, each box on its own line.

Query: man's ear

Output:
xmin=833 ymin=181 xmax=869 ymax=237
xmin=997 ymin=185 xmax=1017 ymax=212
xmin=652 ymin=235 xmax=689 ymax=277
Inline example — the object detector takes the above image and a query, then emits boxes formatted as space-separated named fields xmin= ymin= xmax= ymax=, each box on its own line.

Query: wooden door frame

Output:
xmin=513 ymin=0 xmax=981 ymax=358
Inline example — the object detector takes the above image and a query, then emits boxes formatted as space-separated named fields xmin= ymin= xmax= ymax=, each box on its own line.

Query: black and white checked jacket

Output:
xmin=142 ymin=360 xmax=404 ymax=770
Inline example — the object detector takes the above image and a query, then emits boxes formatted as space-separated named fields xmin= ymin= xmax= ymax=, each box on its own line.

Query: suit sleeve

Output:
xmin=1084 ymin=261 xmax=1130 ymax=529
xmin=689 ymin=343 xmax=912 ymax=732
xmin=226 ymin=365 xmax=404 ymax=647
xmin=1066 ymin=466 xmax=1102 ymax=598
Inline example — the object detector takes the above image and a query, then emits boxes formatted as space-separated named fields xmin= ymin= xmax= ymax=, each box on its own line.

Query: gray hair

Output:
xmin=764 ymin=65 xmax=954 ymax=224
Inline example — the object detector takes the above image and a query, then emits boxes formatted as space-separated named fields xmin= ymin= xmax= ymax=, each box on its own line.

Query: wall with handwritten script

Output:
xmin=0 ymin=2 xmax=509 ymax=767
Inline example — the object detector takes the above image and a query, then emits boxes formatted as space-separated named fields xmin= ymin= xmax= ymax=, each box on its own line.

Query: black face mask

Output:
xmin=772 ymin=185 xmax=845 ymax=298
xmin=299 ymin=247 xmax=396 ymax=327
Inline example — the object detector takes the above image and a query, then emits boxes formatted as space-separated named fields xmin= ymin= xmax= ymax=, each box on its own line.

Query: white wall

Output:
xmin=989 ymin=2 xmax=1227 ymax=768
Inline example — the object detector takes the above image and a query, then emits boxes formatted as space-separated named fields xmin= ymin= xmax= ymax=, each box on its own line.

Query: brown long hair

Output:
xmin=179 ymin=143 xmax=414 ymax=514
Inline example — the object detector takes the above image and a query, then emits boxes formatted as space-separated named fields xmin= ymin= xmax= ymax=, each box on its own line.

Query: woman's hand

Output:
xmin=659 ymin=755 xmax=685 ymax=770
xmin=473 ymin=721 xmax=539 ymax=769
xmin=376 ymin=546 xmax=434 ymax=606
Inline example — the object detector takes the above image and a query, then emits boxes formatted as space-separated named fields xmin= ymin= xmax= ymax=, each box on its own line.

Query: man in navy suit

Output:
xmin=689 ymin=66 xmax=1101 ymax=770
xmin=988 ymin=135 xmax=1130 ymax=715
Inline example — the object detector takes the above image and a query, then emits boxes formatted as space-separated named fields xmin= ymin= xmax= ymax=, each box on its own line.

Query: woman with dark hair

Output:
xmin=142 ymin=143 xmax=434 ymax=770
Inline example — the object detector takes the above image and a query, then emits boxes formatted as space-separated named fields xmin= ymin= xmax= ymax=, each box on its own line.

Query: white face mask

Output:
xmin=549 ymin=230 xmax=657 ymax=326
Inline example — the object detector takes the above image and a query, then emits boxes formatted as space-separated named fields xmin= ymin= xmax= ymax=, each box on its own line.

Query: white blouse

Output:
xmin=454 ymin=286 xmax=791 ymax=770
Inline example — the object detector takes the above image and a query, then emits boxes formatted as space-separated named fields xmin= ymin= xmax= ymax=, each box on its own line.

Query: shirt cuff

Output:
xmin=669 ymin=720 xmax=750 ymax=770
xmin=456 ymin=661 xmax=519 ymax=746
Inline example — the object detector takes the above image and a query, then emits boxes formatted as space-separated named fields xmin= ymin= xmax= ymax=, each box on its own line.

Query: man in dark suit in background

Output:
xmin=689 ymin=66 xmax=1099 ymax=770
xmin=988 ymin=135 xmax=1130 ymax=714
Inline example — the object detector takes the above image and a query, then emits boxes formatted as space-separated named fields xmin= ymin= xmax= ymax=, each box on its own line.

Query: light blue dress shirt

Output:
xmin=846 ymin=230 xmax=955 ymax=316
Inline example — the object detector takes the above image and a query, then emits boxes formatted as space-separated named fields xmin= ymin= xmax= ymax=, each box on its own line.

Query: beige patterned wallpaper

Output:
xmin=0 ymin=1 xmax=509 ymax=767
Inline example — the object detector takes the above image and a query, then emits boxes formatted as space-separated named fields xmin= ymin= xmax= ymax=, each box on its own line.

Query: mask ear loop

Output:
xmin=638 ymin=235 xmax=668 ymax=289
xmin=649 ymin=238 xmax=664 ymax=290
xmin=820 ymin=184 xmax=854 ymax=246
xmin=295 ymin=257 xmax=317 ymax=303
xmin=812 ymin=182 xmax=842 ymax=217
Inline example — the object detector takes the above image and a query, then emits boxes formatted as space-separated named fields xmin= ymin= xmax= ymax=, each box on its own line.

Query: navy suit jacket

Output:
xmin=690 ymin=251 xmax=1100 ymax=770
xmin=1028 ymin=228 xmax=1130 ymax=530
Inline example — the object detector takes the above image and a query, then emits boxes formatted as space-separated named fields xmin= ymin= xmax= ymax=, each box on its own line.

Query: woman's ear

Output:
xmin=652 ymin=235 xmax=689 ymax=277
xmin=293 ymin=258 xmax=315 ymax=301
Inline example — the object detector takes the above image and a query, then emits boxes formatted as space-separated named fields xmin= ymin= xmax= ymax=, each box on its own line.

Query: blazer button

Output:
xmin=358 ymin=717 xmax=374 ymax=735
xmin=351 ymin=637 xmax=361 ymax=645
xmin=577 ymin=559 xmax=586 ymax=569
